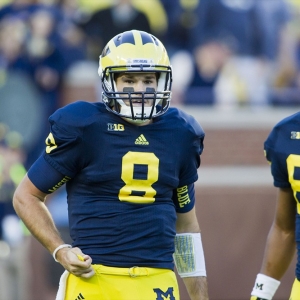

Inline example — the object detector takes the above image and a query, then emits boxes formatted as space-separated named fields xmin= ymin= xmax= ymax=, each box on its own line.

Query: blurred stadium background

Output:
xmin=1 ymin=0 xmax=300 ymax=299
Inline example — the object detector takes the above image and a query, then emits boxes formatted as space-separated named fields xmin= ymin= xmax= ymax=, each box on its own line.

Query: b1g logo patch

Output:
xmin=107 ymin=123 xmax=125 ymax=131
xmin=153 ymin=287 xmax=175 ymax=300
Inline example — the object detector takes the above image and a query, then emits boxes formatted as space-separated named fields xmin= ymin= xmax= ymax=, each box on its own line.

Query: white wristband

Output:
xmin=251 ymin=273 xmax=280 ymax=299
xmin=173 ymin=233 xmax=206 ymax=278
xmin=52 ymin=244 xmax=72 ymax=262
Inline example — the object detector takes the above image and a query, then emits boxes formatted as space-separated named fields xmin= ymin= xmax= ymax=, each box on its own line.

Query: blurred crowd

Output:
xmin=1 ymin=0 xmax=300 ymax=299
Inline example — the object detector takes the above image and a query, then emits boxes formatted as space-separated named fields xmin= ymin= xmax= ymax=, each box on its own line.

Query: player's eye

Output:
xmin=123 ymin=79 xmax=134 ymax=84
xmin=144 ymin=80 xmax=153 ymax=84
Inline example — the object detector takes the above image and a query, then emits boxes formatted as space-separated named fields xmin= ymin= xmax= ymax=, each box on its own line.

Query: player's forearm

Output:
xmin=183 ymin=276 xmax=209 ymax=300
xmin=13 ymin=183 xmax=64 ymax=254
xmin=260 ymin=223 xmax=295 ymax=280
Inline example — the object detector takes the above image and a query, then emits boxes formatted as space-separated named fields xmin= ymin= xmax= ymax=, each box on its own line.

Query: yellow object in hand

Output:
xmin=77 ymin=254 xmax=84 ymax=261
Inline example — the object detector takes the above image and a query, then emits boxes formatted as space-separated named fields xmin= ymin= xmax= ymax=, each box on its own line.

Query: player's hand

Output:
xmin=56 ymin=246 xmax=95 ymax=278
xmin=250 ymin=297 xmax=268 ymax=300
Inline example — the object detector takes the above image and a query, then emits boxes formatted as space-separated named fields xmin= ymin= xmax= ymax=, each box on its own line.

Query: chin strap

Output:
xmin=123 ymin=118 xmax=150 ymax=125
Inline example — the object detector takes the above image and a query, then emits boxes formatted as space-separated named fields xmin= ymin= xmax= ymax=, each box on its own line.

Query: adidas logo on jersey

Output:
xmin=135 ymin=134 xmax=149 ymax=145
xmin=75 ymin=293 xmax=85 ymax=299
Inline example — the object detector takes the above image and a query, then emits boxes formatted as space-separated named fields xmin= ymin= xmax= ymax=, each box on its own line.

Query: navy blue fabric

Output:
xmin=172 ymin=183 xmax=196 ymax=213
xmin=28 ymin=101 xmax=204 ymax=269
xmin=27 ymin=156 xmax=65 ymax=194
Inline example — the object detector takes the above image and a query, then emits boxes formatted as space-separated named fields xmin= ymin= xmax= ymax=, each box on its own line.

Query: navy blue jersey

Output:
xmin=28 ymin=101 xmax=204 ymax=270
xmin=264 ymin=112 xmax=300 ymax=280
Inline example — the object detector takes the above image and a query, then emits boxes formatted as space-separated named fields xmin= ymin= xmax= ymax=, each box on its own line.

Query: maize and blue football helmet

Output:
xmin=99 ymin=30 xmax=172 ymax=121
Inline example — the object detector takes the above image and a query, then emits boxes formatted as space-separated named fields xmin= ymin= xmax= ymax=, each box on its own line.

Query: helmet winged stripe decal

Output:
xmin=113 ymin=31 xmax=135 ymax=46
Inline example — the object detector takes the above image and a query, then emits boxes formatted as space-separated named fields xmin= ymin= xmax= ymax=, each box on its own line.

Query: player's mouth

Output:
xmin=132 ymin=99 xmax=143 ymax=106
xmin=131 ymin=99 xmax=155 ymax=107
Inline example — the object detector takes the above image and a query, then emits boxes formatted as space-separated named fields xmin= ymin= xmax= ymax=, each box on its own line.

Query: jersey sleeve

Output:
xmin=28 ymin=103 xmax=90 ymax=193
xmin=177 ymin=112 xmax=205 ymax=187
xmin=264 ymin=123 xmax=290 ymax=188
xmin=27 ymin=155 xmax=70 ymax=194
xmin=172 ymin=184 xmax=196 ymax=213
xmin=42 ymin=103 xmax=88 ymax=178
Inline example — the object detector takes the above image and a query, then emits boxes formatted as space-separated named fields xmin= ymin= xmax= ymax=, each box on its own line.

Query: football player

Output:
xmin=13 ymin=30 xmax=208 ymax=299
xmin=250 ymin=113 xmax=300 ymax=299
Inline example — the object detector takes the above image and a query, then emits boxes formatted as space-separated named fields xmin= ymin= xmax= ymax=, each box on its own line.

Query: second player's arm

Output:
xmin=259 ymin=187 xmax=296 ymax=279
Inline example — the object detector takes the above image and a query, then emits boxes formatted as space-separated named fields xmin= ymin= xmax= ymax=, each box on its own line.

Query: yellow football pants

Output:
xmin=63 ymin=264 xmax=180 ymax=300
xmin=289 ymin=278 xmax=300 ymax=300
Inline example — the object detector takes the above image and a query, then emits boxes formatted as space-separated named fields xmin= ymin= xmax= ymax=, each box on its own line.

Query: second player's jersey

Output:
xmin=28 ymin=101 xmax=204 ymax=269
xmin=264 ymin=111 xmax=300 ymax=280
